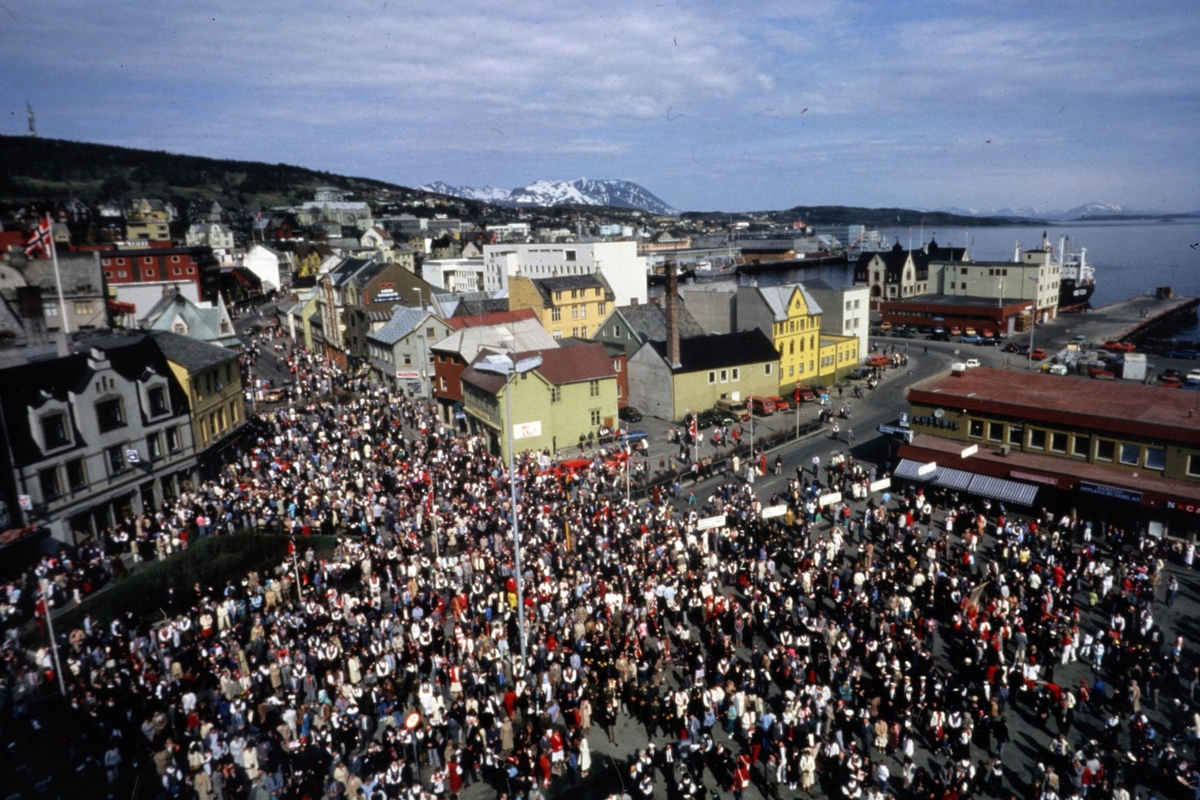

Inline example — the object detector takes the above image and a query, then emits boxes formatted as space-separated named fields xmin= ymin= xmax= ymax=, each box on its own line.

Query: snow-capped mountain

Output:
xmin=420 ymin=178 xmax=679 ymax=216
xmin=932 ymin=203 xmax=1131 ymax=220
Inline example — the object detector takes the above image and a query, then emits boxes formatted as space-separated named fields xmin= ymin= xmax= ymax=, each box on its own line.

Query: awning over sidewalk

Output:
xmin=893 ymin=458 xmax=973 ymax=490
xmin=967 ymin=474 xmax=1039 ymax=507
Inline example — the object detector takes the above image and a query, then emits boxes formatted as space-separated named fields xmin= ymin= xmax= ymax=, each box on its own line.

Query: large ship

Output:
xmin=1054 ymin=234 xmax=1096 ymax=311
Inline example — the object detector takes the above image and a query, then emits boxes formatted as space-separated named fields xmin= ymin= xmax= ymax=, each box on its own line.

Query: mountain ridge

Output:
xmin=421 ymin=178 xmax=680 ymax=216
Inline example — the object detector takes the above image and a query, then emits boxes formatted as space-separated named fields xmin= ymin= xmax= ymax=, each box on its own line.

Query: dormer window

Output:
xmin=41 ymin=412 xmax=71 ymax=449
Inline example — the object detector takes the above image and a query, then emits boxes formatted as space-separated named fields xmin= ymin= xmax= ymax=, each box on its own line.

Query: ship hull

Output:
xmin=1058 ymin=280 xmax=1095 ymax=311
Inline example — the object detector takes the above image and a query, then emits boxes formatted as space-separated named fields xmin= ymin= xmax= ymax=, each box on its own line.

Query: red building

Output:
xmin=98 ymin=246 xmax=220 ymax=301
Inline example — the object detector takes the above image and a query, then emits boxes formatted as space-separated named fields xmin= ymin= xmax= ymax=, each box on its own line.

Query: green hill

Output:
xmin=0 ymin=134 xmax=428 ymax=210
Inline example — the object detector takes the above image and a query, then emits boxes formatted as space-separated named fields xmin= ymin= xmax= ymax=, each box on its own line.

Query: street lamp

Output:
xmin=473 ymin=353 xmax=543 ymax=669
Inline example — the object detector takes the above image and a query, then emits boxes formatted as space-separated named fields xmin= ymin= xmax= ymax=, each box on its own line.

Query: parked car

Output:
xmin=964 ymin=358 xmax=981 ymax=369
xmin=617 ymin=429 xmax=649 ymax=444
xmin=1187 ymin=369 xmax=1200 ymax=382
xmin=1003 ymin=342 xmax=1026 ymax=354
xmin=964 ymin=327 xmax=977 ymax=336
xmin=1160 ymin=376 xmax=1182 ymax=388
xmin=749 ymin=396 xmax=776 ymax=416
xmin=767 ymin=395 xmax=790 ymax=412
xmin=1047 ymin=364 xmax=1069 ymax=375
xmin=795 ymin=386 xmax=817 ymax=403
xmin=960 ymin=335 xmax=984 ymax=345
xmin=1088 ymin=366 xmax=1115 ymax=379
xmin=847 ymin=368 xmax=871 ymax=380
xmin=694 ymin=409 xmax=727 ymax=429
xmin=948 ymin=327 xmax=962 ymax=336
xmin=1162 ymin=368 xmax=1181 ymax=379
xmin=714 ymin=398 xmax=750 ymax=421
xmin=1166 ymin=349 xmax=1200 ymax=360
xmin=619 ymin=406 xmax=643 ymax=423
xmin=867 ymin=354 xmax=890 ymax=367
xmin=1029 ymin=348 xmax=1048 ymax=360
xmin=1103 ymin=341 xmax=1136 ymax=352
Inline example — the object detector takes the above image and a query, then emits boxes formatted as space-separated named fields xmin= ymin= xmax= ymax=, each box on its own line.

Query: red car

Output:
xmin=1088 ymin=367 xmax=1115 ymax=379
xmin=1029 ymin=348 xmax=1048 ymax=361
xmin=1160 ymin=376 xmax=1182 ymax=388
xmin=868 ymin=354 xmax=890 ymax=367
xmin=1102 ymin=341 xmax=1136 ymax=352
xmin=768 ymin=395 xmax=790 ymax=412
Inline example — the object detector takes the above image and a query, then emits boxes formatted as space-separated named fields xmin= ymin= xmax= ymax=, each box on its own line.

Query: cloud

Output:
xmin=0 ymin=0 xmax=1197 ymax=211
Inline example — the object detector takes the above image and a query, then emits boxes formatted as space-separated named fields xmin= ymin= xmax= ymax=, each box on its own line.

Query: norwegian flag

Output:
xmin=24 ymin=215 xmax=52 ymax=257
xmin=688 ymin=412 xmax=698 ymax=441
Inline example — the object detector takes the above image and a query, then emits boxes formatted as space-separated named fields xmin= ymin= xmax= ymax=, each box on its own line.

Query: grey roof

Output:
xmin=751 ymin=284 xmax=823 ymax=321
xmin=23 ymin=252 xmax=103 ymax=295
xmin=150 ymin=330 xmax=239 ymax=370
xmin=528 ymin=274 xmax=614 ymax=305
xmin=142 ymin=292 xmax=241 ymax=348
xmin=617 ymin=302 xmax=706 ymax=342
xmin=371 ymin=306 xmax=430 ymax=345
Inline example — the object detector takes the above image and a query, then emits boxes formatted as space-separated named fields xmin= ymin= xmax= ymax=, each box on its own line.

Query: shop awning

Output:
xmin=967 ymin=474 xmax=1039 ymax=506
xmin=893 ymin=458 xmax=974 ymax=490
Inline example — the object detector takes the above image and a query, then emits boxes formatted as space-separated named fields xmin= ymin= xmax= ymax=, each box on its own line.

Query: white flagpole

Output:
xmin=46 ymin=214 xmax=70 ymax=334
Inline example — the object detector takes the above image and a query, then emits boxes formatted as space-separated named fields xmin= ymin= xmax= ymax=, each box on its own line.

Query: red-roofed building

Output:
xmin=896 ymin=367 xmax=1200 ymax=536
xmin=460 ymin=343 xmax=618 ymax=459
xmin=443 ymin=308 xmax=538 ymax=330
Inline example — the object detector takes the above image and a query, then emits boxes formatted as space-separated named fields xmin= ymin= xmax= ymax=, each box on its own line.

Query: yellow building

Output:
xmin=151 ymin=331 xmax=245 ymax=459
xmin=736 ymin=284 xmax=859 ymax=392
xmin=508 ymin=274 xmax=614 ymax=341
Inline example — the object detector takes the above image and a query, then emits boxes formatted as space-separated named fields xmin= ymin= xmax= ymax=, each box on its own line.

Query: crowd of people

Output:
xmin=1 ymin=325 xmax=1198 ymax=800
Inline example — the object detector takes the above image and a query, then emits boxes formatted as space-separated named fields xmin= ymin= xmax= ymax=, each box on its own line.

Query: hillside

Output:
xmin=0 ymin=135 xmax=442 ymax=212
xmin=684 ymin=205 xmax=1022 ymax=228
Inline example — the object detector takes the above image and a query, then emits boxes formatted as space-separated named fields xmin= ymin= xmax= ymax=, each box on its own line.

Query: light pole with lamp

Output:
xmin=473 ymin=353 xmax=543 ymax=670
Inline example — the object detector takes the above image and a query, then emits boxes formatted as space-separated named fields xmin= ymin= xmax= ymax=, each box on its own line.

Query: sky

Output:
xmin=2 ymin=0 xmax=1198 ymax=214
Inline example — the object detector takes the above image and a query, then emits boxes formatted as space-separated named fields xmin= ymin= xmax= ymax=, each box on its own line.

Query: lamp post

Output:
xmin=474 ymin=353 xmax=543 ymax=669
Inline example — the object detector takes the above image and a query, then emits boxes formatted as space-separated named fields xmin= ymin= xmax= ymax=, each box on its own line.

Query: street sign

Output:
xmin=696 ymin=514 xmax=726 ymax=531
xmin=513 ymin=420 xmax=542 ymax=440
xmin=761 ymin=504 xmax=788 ymax=520
xmin=817 ymin=492 xmax=842 ymax=507
xmin=917 ymin=462 xmax=937 ymax=476
xmin=126 ymin=449 xmax=140 ymax=463
xmin=961 ymin=444 xmax=979 ymax=458
xmin=868 ymin=478 xmax=891 ymax=493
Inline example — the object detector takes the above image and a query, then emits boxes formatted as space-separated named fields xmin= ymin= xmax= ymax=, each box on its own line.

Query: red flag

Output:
xmin=24 ymin=215 xmax=51 ymax=257
xmin=688 ymin=413 xmax=698 ymax=441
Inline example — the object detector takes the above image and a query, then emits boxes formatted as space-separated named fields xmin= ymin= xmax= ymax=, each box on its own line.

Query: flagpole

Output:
xmin=47 ymin=215 xmax=70 ymax=334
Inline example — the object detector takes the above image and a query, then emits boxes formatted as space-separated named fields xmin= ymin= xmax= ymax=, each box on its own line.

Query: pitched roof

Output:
xmin=452 ymin=298 xmax=510 ymax=317
xmin=370 ymin=306 xmax=433 ymax=345
xmin=150 ymin=330 xmax=238 ymax=370
xmin=751 ymin=284 xmax=823 ymax=321
xmin=444 ymin=308 xmax=537 ymax=330
xmin=523 ymin=274 xmax=615 ymax=306
xmin=616 ymin=302 xmax=706 ymax=342
xmin=431 ymin=318 xmax=557 ymax=360
xmin=645 ymin=329 xmax=778 ymax=373
xmin=461 ymin=342 xmax=615 ymax=394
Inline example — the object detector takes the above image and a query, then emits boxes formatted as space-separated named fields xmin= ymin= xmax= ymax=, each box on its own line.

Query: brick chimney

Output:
xmin=665 ymin=261 xmax=681 ymax=369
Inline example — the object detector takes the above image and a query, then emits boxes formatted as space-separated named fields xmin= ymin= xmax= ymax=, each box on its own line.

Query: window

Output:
xmin=552 ymin=331 xmax=562 ymax=340
xmin=554 ymin=291 xmax=562 ymax=301
xmin=589 ymin=380 xmax=600 ymax=397
xmin=1072 ymin=436 xmax=1090 ymax=458
xmin=968 ymin=419 xmax=984 ymax=438
xmin=41 ymin=413 xmax=70 ymax=448
xmin=614 ymin=360 xmax=621 ymax=372
xmin=1007 ymin=426 xmax=1023 ymax=446
xmin=590 ymin=409 xmax=601 ymax=426
xmin=43 ymin=303 xmax=58 ymax=317
xmin=1050 ymin=432 xmax=1068 ymax=454
xmin=148 ymin=386 xmax=169 ymax=416
xmin=107 ymin=445 xmax=128 ymax=474
xmin=565 ymin=250 xmax=577 ymax=262
xmin=96 ymin=398 xmax=125 ymax=432
xmin=74 ymin=300 xmax=94 ymax=315
xmin=720 ymin=369 xmax=728 ymax=383
xmin=1188 ymin=455 xmax=1200 ymax=477
xmin=614 ymin=325 xmax=622 ymax=337
xmin=39 ymin=467 xmax=61 ymax=500
xmin=788 ymin=365 xmax=794 ymax=377
xmin=765 ymin=363 xmax=772 ymax=376
xmin=1119 ymin=443 xmax=1140 ymax=466
xmin=597 ymin=302 xmax=606 ymax=316
xmin=1145 ymin=447 xmax=1165 ymax=470
xmin=165 ymin=427 xmax=180 ymax=453
xmin=1028 ymin=429 xmax=1046 ymax=450
xmin=551 ymin=387 xmax=562 ymax=403
xmin=987 ymin=422 xmax=1004 ymax=443
xmin=403 ymin=354 xmax=412 ymax=366
xmin=1096 ymin=440 xmax=1115 ymax=462
xmin=731 ymin=368 xmax=739 ymax=381
xmin=708 ymin=371 xmax=716 ymax=384
xmin=579 ymin=305 xmax=586 ymax=318
xmin=147 ymin=433 xmax=162 ymax=460
xmin=66 ymin=458 xmax=87 ymax=490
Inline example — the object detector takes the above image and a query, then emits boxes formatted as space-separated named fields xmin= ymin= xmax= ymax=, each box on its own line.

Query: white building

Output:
xmin=481 ymin=241 xmax=646 ymax=307
xmin=242 ymin=244 xmax=287 ymax=292
xmin=422 ymin=258 xmax=487 ymax=293
xmin=802 ymin=281 xmax=871 ymax=362
xmin=932 ymin=246 xmax=1060 ymax=321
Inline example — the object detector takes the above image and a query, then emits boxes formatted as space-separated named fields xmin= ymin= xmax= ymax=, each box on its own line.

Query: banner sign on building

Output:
xmin=513 ymin=421 xmax=542 ymax=440
xmin=1010 ymin=470 xmax=1059 ymax=487
xmin=1079 ymin=481 xmax=1142 ymax=503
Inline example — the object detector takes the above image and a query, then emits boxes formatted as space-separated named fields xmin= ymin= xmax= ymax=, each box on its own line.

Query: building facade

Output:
xmin=483 ymin=241 xmax=647 ymax=306
xmin=508 ymin=274 xmax=615 ymax=341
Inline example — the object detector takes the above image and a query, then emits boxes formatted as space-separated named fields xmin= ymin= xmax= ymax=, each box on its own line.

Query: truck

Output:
xmin=1122 ymin=352 xmax=1147 ymax=381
